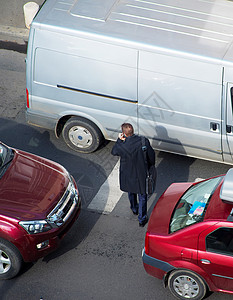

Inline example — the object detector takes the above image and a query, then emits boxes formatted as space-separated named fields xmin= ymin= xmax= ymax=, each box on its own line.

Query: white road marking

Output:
xmin=87 ymin=160 xmax=123 ymax=214
xmin=87 ymin=164 xmax=205 ymax=214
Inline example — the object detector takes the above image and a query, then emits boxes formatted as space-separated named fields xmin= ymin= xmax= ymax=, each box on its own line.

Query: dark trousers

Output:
xmin=128 ymin=192 xmax=147 ymax=223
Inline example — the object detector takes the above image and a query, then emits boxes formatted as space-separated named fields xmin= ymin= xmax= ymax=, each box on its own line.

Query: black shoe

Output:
xmin=139 ymin=217 xmax=148 ymax=227
xmin=132 ymin=210 xmax=138 ymax=215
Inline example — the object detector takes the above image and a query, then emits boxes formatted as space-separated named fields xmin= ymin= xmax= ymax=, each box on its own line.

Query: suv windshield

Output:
xmin=0 ymin=144 xmax=14 ymax=178
xmin=170 ymin=176 xmax=223 ymax=233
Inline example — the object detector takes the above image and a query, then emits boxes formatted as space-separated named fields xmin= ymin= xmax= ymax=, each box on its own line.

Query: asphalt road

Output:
xmin=0 ymin=0 xmax=44 ymax=29
xmin=0 ymin=48 xmax=232 ymax=300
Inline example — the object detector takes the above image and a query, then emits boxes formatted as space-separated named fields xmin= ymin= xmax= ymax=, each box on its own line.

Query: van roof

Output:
xmin=33 ymin=0 xmax=233 ymax=62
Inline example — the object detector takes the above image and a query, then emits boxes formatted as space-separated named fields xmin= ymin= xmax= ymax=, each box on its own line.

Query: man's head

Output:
xmin=121 ymin=123 xmax=134 ymax=137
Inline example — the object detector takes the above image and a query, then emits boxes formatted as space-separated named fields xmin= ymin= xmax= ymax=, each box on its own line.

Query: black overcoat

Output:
xmin=111 ymin=134 xmax=155 ymax=194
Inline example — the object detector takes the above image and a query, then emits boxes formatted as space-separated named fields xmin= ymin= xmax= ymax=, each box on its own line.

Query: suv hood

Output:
xmin=0 ymin=149 xmax=69 ymax=220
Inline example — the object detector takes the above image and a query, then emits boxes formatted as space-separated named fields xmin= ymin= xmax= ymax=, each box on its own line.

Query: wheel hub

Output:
xmin=68 ymin=126 xmax=93 ymax=148
xmin=174 ymin=275 xmax=199 ymax=298
xmin=0 ymin=250 xmax=11 ymax=274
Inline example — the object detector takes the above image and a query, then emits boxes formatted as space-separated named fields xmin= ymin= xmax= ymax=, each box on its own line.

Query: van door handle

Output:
xmin=210 ymin=122 xmax=219 ymax=132
xmin=227 ymin=125 xmax=233 ymax=133
xmin=200 ymin=259 xmax=211 ymax=264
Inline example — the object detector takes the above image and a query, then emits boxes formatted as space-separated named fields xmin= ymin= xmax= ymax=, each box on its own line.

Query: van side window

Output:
xmin=206 ymin=227 xmax=233 ymax=256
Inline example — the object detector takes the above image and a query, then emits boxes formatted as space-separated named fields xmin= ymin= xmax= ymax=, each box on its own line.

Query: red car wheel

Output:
xmin=168 ymin=269 xmax=207 ymax=300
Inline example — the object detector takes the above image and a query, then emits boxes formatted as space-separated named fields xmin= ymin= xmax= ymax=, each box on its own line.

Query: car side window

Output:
xmin=206 ymin=227 xmax=233 ymax=256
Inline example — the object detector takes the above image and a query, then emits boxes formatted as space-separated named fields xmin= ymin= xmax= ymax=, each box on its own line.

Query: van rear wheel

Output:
xmin=62 ymin=118 xmax=102 ymax=153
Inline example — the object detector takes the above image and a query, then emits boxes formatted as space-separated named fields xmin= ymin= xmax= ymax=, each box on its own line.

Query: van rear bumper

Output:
xmin=26 ymin=110 xmax=57 ymax=131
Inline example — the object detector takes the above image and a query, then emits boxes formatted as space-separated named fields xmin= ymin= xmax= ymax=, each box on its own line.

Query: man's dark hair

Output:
xmin=121 ymin=123 xmax=134 ymax=136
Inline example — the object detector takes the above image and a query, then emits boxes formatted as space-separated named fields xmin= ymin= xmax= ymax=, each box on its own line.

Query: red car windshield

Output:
xmin=170 ymin=176 xmax=223 ymax=233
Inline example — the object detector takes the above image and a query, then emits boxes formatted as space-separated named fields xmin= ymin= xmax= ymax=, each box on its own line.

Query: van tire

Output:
xmin=62 ymin=117 xmax=103 ymax=153
xmin=0 ymin=239 xmax=22 ymax=280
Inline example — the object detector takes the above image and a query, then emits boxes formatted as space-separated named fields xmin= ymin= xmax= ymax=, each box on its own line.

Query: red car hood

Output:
xmin=0 ymin=149 xmax=69 ymax=220
xmin=148 ymin=182 xmax=193 ymax=234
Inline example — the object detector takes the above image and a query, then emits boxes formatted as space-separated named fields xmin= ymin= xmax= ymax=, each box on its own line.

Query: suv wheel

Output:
xmin=0 ymin=240 xmax=22 ymax=280
xmin=168 ymin=269 xmax=206 ymax=300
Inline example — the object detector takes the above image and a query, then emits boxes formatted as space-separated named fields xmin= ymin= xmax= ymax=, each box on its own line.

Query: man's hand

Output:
xmin=118 ymin=133 xmax=126 ymax=141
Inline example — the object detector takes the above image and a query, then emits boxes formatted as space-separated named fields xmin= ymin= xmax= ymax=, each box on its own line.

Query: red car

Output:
xmin=143 ymin=169 xmax=233 ymax=300
xmin=0 ymin=142 xmax=81 ymax=279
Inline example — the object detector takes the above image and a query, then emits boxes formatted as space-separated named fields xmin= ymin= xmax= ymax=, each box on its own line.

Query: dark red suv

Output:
xmin=0 ymin=142 xmax=81 ymax=279
xmin=143 ymin=168 xmax=233 ymax=300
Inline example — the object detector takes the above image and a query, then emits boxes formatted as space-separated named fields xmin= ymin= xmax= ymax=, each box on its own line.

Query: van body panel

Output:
xmin=34 ymin=47 xmax=137 ymax=101
xmin=26 ymin=108 xmax=57 ymax=131
xmin=138 ymin=50 xmax=223 ymax=161
xmin=28 ymin=27 xmax=138 ymax=140
xmin=26 ymin=0 xmax=233 ymax=162
xmin=70 ymin=0 xmax=118 ymax=21
xmin=33 ymin=0 xmax=233 ymax=60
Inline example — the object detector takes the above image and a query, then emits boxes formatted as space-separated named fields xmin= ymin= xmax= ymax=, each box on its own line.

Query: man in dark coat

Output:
xmin=111 ymin=123 xmax=155 ymax=227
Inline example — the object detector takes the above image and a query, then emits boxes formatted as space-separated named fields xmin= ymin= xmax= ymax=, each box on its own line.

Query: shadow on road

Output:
xmin=147 ymin=151 xmax=195 ymax=217
xmin=148 ymin=150 xmax=230 ymax=217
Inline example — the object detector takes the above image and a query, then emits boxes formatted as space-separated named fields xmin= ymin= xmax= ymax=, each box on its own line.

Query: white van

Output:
xmin=26 ymin=0 xmax=233 ymax=164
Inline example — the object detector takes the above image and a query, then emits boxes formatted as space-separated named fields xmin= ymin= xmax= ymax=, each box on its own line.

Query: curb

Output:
xmin=0 ymin=25 xmax=29 ymax=42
